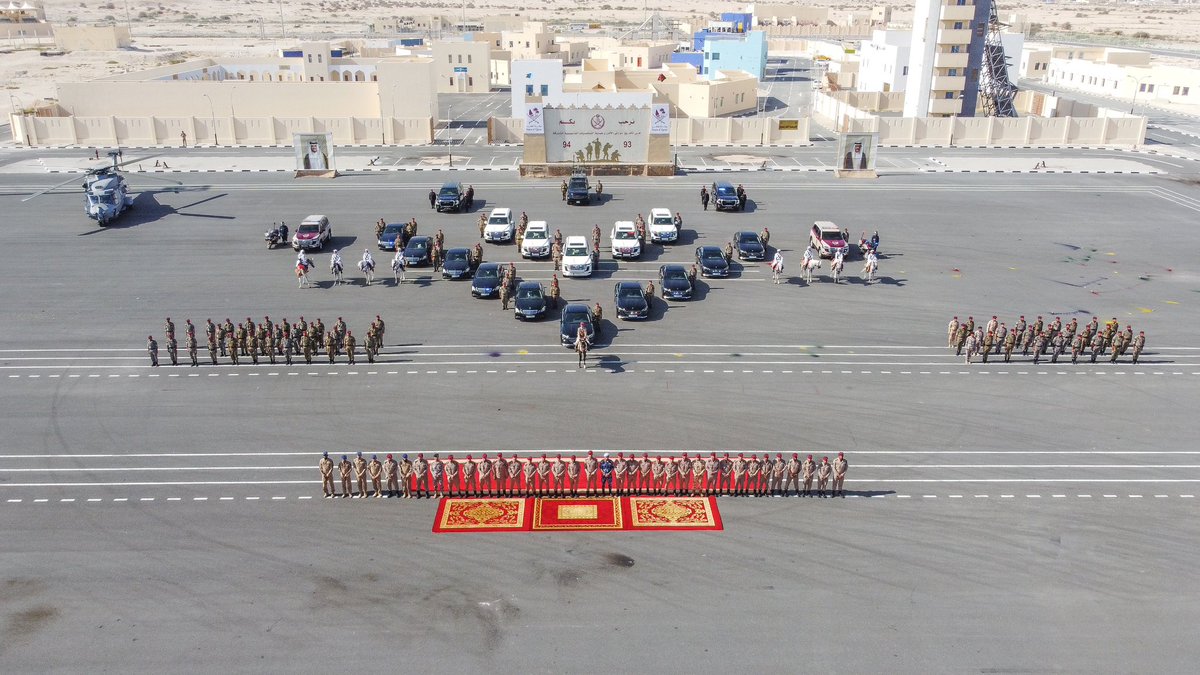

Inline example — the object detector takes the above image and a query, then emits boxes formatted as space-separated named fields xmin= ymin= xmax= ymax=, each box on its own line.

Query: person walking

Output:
xmin=147 ymin=335 xmax=159 ymax=367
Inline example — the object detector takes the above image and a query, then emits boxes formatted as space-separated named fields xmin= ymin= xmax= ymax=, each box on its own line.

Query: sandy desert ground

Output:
xmin=3 ymin=0 xmax=1197 ymax=118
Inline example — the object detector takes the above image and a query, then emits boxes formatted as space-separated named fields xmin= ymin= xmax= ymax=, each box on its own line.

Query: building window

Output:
xmin=902 ymin=66 xmax=908 ymax=76
xmin=540 ymin=84 xmax=548 ymax=96
xmin=457 ymin=55 xmax=462 ymax=64
xmin=948 ymin=68 xmax=957 ymax=76
xmin=526 ymin=84 xmax=534 ymax=95
xmin=1184 ymin=87 xmax=1191 ymax=96
xmin=950 ymin=46 xmax=961 ymax=53
xmin=307 ymin=54 xmax=312 ymax=63
xmin=468 ymin=55 xmax=472 ymax=64
xmin=953 ymin=22 xmax=963 ymax=29
xmin=712 ymin=53 xmax=720 ymax=60
xmin=1147 ymin=84 xmax=1155 ymax=93
xmin=318 ymin=54 xmax=322 ymax=63
xmin=945 ymin=92 xmax=954 ymax=99
xmin=1139 ymin=83 xmax=1147 ymax=92
xmin=448 ymin=55 xmax=453 ymax=64
xmin=468 ymin=76 xmax=474 ymax=86
xmin=1173 ymin=86 xmax=1180 ymax=95
xmin=450 ymin=77 xmax=455 ymax=85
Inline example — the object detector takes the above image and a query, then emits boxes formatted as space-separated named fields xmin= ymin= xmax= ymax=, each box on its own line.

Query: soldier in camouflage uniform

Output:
xmin=186 ymin=333 xmax=198 ymax=367
xmin=166 ymin=334 xmax=179 ymax=366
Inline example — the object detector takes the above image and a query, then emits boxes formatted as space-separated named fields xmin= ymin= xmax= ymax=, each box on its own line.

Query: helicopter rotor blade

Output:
xmin=21 ymin=174 xmax=87 ymax=202
xmin=130 ymin=173 xmax=184 ymax=186
xmin=114 ymin=153 xmax=162 ymax=169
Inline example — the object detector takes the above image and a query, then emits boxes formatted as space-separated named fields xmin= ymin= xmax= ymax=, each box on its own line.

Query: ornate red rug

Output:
xmin=432 ymin=497 xmax=722 ymax=533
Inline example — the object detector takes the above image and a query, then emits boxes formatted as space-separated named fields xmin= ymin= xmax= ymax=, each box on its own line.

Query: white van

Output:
xmin=561 ymin=235 xmax=594 ymax=277
xmin=521 ymin=221 xmax=551 ymax=259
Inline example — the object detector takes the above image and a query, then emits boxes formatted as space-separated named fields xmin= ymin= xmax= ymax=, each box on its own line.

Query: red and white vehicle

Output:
xmin=809 ymin=220 xmax=848 ymax=258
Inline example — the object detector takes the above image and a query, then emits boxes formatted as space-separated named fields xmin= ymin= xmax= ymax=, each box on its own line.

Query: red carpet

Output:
xmin=433 ymin=497 xmax=722 ymax=533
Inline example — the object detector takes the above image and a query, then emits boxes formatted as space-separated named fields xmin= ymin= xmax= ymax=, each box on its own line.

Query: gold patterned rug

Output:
xmin=432 ymin=497 xmax=722 ymax=533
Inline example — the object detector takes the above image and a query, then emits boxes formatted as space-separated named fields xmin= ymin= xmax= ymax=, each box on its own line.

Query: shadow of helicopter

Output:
xmin=77 ymin=191 xmax=234 ymax=235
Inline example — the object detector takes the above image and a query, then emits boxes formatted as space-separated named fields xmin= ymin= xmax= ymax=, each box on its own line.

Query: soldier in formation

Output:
xmin=948 ymin=314 xmax=1147 ymax=365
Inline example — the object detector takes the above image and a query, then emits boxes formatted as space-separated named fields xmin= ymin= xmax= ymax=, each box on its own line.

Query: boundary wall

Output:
xmin=488 ymin=117 xmax=810 ymax=146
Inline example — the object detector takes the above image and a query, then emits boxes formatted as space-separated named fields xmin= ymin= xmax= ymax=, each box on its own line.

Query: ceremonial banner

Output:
xmin=524 ymin=103 xmax=544 ymax=134
xmin=432 ymin=497 xmax=529 ymax=533
xmin=544 ymin=106 xmax=649 ymax=164
xmin=294 ymin=132 xmax=334 ymax=171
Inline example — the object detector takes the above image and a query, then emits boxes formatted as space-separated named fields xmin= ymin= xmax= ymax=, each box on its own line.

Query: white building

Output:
xmin=861 ymin=28 xmax=1022 ymax=105
xmin=904 ymin=0 xmax=986 ymax=117
xmin=1042 ymin=47 xmax=1198 ymax=106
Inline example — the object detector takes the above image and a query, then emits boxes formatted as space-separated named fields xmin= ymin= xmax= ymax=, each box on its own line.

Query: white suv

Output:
xmin=561 ymin=236 xmax=594 ymax=277
xmin=521 ymin=220 xmax=551 ymax=259
xmin=484 ymin=208 xmax=515 ymax=243
xmin=610 ymin=221 xmax=642 ymax=259
xmin=647 ymin=208 xmax=677 ymax=244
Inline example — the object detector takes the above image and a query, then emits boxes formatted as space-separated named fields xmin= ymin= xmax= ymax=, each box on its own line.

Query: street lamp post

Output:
xmin=229 ymin=85 xmax=238 ymax=145
xmin=446 ymin=104 xmax=453 ymax=168
xmin=1127 ymin=75 xmax=1148 ymax=114
xmin=202 ymin=93 xmax=217 ymax=146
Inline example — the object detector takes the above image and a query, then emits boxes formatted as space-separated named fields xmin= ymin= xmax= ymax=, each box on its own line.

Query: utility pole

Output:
xmin=278 ymin=0 xmax=286 ymax=39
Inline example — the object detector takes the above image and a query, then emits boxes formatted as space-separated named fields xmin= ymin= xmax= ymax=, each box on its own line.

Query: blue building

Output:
xmin=700 ymin=30 xmax=766 ymax=81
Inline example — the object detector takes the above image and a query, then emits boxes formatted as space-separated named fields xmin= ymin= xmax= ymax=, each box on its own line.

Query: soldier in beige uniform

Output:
xmin=412 ymin=453 xmax=428 ymax=498
xmin=832 ymin=451 xmax=848 ymax=497
xmin=583 ymin=451 xmax=599 ymax=494
xmin=444 ymin=455 xmax=460 ymax=497
xmin=704 ymin=453 xmax=719 ymax=496
xmin=639 ymin=454 xmax=654 ymax=494
xmin=506 ymin=454 xmax=524 ymax=496
xmin=662 ymin=456 xmax=677 ymax=495
xmin=718 ymin=453 xmax=733 ymax=495
xmin=692 ymin=455 xmax=707 ymax=496
xmin=651 ymin=456 xmax=667 ymax=494
xmin=492 ymin=453 xmax=508 ymax=497
xmin=368 ymin=454 xmax=383 ymax=497
xmin=817 ymin=457 xmax=833 ymax=497
xmin=537 ymin=455 xmax=552 ymax=497
xmin=478 ymin=454 xmax=494 ymax=497
xmin=746 ymin=454 xmax=761 ymax=497
xmin=429 ymin=454 xmax=445 ymax=498
xmin=338 ymin=454 xmax=353 ymax=499
xmin=732 ymin=453 xmax=748 ymax=496
xmin=784 ymin=453 xmax=802 ymax=496
xmin=801 ymin=455 xmax=816 ymax=497
xmin=566 ymin=455 xmax=581 ymax=496
xmin=460 ymin=454 xmax=476 ymax=497
xmin=770 ymin=454 xmax=786 ymax=496
xmin=521 ymin=456 xmax=536 ymax=496
xmin=384 ymin=454 xmax=400 ymax=498
xmin=613 ymin=453 xmax=628 ymax=495
xmin=319 ymin=451 xmax=335 ymax=498
xmin=399 ymin=454 xmax=414 ymax=498
xmin=550 ymin=455 xmax=567 ymax=496
xmin=677 ymin=453 xmax=693 ymax=496
xmin=353 ymin=451 xmax=369 ymax=498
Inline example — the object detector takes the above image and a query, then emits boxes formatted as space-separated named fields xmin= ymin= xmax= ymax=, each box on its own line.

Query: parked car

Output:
xmin=659 ymin=264 xmax=694 ymax=300
xmin=484 ymin=208 xmax=515 ymax=242
xmin=471 ymin=262 xmax=504 ymax=298
xmin=560 ymin=303 xmax=596 ymax=347
xmin=566 ymin=172 xmax=591 ymax=205
xmin=610 ymin=221 xmax=642 ymax=259
xmin=377 ymin=222 xmax=408 ymax=250
xmin=647 ymin=208 xmax=677 ymax=243
xmin=735 ymin=230 xmax=766 ymax=261
xmin=402 ymin=235 xmax=433 ymax=266
xmin=292 ymin=214 xmax=331 ymax=251
xmin=561 ymin=236 xmax=594 ymax=277
xmin=695 ymin=245 xmax=729 ymax=277
xmin=435 ymin=182 xmax=465 ymax=212
xmin=712 ymin=181 xmax=740 ymax=211
xmin=441 ymin=247 xmax=476 ymax=279
xmin=514 ymin=281 xmax=549 ymax=320
xmin=521 ymin=221 xmax=551 ymax=259
xmin=614 ymin=281 xmax=650 ymax=320
xmin=810 ymin=220 xmax=849 ymax=258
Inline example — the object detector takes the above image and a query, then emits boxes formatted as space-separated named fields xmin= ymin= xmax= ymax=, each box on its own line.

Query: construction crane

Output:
xmin=980 ymin=1 xmax=1018 ymax=117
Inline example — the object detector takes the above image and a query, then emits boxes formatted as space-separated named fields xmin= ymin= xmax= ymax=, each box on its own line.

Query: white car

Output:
xmin=484 ymin=208 xmax=515 ymax=243
xmin=647 ymin=208 xmax=677 ymax=244
xmin=610 ymin=221 xmax=642 ymax=259
xmin=521 ymin=220 xmax=551 ymax=259
xmin=561 ymin=235 xmax=594 ymax=277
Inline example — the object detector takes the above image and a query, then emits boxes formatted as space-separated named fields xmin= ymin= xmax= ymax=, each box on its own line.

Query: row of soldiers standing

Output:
xmin=318 ymin=451 xmax=850 ymax=499
xmin=147 ymin=315 xmax=389 ymax=366
xmin=949 ymin=314 xmax=1146 ymax=365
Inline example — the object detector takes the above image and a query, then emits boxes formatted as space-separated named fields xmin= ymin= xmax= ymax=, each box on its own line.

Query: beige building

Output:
xmin=502 ymin=28 xmax=560 ymax=61
xmin=590 ymin=40 xmax=676 ymax=71
xmin=1019 ymin=46 xmax=1050 ymax=80
xmin=2 ymin=0 xmax=52 ymax=38
xmin=19 ymin=42 xmax=438 ymax=146
xmin=1041 ymin=47 xmax=1198 ymax=106
xmin=53 ymin=24 xmax=130 ymax=50
xmin=432 ymin=39 xmax=491 ymax=92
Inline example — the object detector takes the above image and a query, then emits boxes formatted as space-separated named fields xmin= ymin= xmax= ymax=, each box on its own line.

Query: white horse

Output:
xmin=392 ymin=255 xmax=406 ymax=284
xmin=862 ymin=257 xmax=878 ymax=284
xmin=770 ymin=253 xmax=784 ymax=285
xmin=801 ymin=257 xmax=821 ymax=284
xmin=296 ymin=261 xmax=311 ymax=288
xmin=330 ymin=259 xmax=344 ymax=285
xmin=359 ymin=259 xmax=375 ymax=286
xmin=831 ymin=255 xmax=844 ymax=284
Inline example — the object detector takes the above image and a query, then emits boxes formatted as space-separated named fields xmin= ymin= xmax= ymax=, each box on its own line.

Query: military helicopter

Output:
xmin=22 ymin=150 xmax=183 ymax=226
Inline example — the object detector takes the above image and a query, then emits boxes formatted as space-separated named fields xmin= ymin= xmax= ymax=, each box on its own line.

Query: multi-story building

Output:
xmin=860 ymin=28 xmax=1020 ymax=101
xmin=432 ymin=39 xmax=491 ymax=92
xmin=903 ymin=0 xmax=990 ymax=117
xmin=1040 ymin=47 xmax=1198 ymax=106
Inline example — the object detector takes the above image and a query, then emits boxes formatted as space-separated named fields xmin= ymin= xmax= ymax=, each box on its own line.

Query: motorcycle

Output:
xmin=858 ymin=237 xmax=880 ymax=256
xmin=265 ymin=225 xmax=282 ymax=249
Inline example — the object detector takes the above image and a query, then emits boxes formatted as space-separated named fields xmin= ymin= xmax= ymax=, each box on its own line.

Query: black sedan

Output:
xmin=695 ymin=246 xmax=730 ymax=278
xmin=735 ymin=230 xmax=766 ymax=261
xmin=560 ymin=303 xmax=596 ymax=348
xmin=614 ymin=281 xmax=649 ymax=320
xmin=441 ymin=247 xmax=475 ymax=279
xmin=471 ymin=262 xmax=504 ymax=298
xmin=514 ymin=281 xmax=549 ymax=320
xmin=403 ymin=236 xmax=432 ymax=266
xmin=659 ymin=264 xmax=694 ymax=300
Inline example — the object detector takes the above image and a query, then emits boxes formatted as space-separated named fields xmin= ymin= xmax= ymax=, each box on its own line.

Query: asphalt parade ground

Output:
xmin=2 ymin=168 xmax=1200 ymax=672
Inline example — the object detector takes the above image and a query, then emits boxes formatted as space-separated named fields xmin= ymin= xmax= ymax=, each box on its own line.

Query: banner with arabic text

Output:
xmin=544 ymin=106 xmax=649 ymax=164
